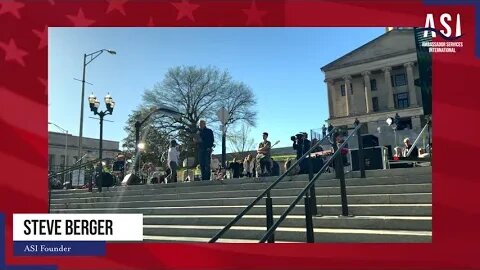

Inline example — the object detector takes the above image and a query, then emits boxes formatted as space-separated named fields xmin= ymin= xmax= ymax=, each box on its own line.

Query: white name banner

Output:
xmin=13 ymin=214 xmax=143 ymax=241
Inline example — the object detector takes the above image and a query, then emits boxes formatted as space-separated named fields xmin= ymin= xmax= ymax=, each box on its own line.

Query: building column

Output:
xmin=343 ymin=75 xmax=352 ymax=116
xmin=362 ymin=71 xmax=373 ymax=113
xmin=411 ymin=116 xmax=422 ymax=131
xmin=326 ymin=79 xmax=335 ymax=118
xmin=404 ymin=62 xmax=418 ymax=107
xmin=382 ymin=67 xmax=395 ymax=109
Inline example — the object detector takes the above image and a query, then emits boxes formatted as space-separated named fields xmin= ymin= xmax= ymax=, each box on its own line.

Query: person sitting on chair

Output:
xmin=227 ymin=158 xmax=242 ymax=179
xmin=331 ymin=132 xmax=350 ymax=168
xmin=402 ymin=138 xmax=419 ymax=158
xmin=271 ymin=158 xmax=280 ymax=176
xmin=310 ymin=138 xmax=324 ymax=173
xmin=310 ymin=138 xmax=324 ymax=153
xmin=256 ymin=132 xmax=272 ymax=177
xmin=393 ymin=146 xmax=403 ymax=160
xmin=292 ymin=132 xmax=311 ymax=174
xmin=285 ymin=158 xmax=300 ymax=176
xmin=243 ymin=154 xmax=255 ymax=178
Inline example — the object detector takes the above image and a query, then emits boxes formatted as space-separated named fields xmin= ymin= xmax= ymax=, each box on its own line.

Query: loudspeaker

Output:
xmin=351 ymin=147 xmax=383 ymax=171
xmin=361 ymin=134 xmax=379 ymax=148
xmin=121 ymin=173 xmax=142 ymax=185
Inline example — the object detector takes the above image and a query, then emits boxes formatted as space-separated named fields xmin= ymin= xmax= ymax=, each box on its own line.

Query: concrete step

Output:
xmin=143 ymin=215 xmax=431 ymax=231
xmin=51 ymin=183 xmax=432 ymax=205
xmin=142 ymin=235 xmax=295 ymax=243
xmin=142 ymin=225 xmax=432 ymax=243
xmin=51 ymin=166 xmax=432 ymax=195
xmin=51 ymin=193 xmax=431 ymax=209
xmin=50 ymin=174 xmax=431 ymax=199
xmin=51 ymin=204 xmax=432 ymax=216
xmin=50 ymin=166 xmax=432 ymax=243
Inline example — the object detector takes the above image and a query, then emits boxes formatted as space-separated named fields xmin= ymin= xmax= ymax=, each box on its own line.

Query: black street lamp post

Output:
xmin=77 ymin=49 xmax=116 ymax=185
xmin=88 ymin=93 xmax=115 ymax=192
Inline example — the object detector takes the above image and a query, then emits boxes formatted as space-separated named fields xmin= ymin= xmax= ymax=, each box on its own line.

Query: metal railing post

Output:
xmin=332 ymin=135 xmax=341 ymax=179
xmin=209 ymin=129 xmax=337 ymax=243
xmin=98 ymin=113 xmax=104 ymax=192
xmin=48 ymin=177 xmax=51 ymax=213
xmin=304 ymin=193 xmax=315 ymax=243
xmin=428 ymin=118 xmax=432 ymax=162
xmin=335 ymin=149 xmax=349 ymax=216
xmin=266 ymin=191 xmax=275 ymax=243
xmin=356 ymin=123 xmax=366 ymax=178
xmin=258 ymin=124 xmax=361 ymax=243
xmin=307 ymin=156 xmax=317 ymax=216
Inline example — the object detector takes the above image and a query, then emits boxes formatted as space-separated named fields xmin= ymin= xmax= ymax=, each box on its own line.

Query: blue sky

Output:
xmin=48 ymin=27 xmax=384 ymax=153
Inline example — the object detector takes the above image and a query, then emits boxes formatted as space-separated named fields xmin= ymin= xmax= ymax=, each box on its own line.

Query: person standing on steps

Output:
xmin=327 ymin=124 xmax=334 ymax=143
xmin=195 ymin=120 xmax=215 ymax=181
xmin=166 ymin=140 xmax=180 ymax=183
xmin=256 ymin=132 xmax=272 ymax=177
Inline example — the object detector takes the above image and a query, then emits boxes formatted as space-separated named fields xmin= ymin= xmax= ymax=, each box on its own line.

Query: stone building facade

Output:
xmin=321 ymin=28 xmax=430 ymax=151
xmin=48 ymin=131 xmax=120 ymax=172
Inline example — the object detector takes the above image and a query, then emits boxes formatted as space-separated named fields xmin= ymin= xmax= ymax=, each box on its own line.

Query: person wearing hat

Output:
xmin=167 ymin=139 xmax=180 ymax=183
xmin=256 ymin=132 xmax=272 ymax=177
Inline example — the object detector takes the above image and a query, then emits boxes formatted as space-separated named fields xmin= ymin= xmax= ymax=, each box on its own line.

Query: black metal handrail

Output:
xmin=48 ymin=157 xmax=104 ymax=213
xmin=258 ymin=122 xmax=364 ymax=243
xmin=48 ymin=158 xmax=102 ymax=179
xmin=209 ymin=129 xmax=337 ymax=243
xmin=405 ymin=120 xmax=431 ymax=157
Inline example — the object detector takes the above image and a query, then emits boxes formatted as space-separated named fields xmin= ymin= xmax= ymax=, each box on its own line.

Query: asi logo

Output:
xmin=423 ymin=13 xmax=462 ymax=39
xmin=420 ymin=13 xmax=463 ymax=53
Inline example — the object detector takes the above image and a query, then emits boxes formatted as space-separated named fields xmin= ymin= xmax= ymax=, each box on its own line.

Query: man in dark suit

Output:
xmin=195 ymin=120 xmax=215 ymax=180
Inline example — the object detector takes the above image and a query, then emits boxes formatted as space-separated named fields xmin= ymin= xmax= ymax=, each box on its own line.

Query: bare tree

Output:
xmin=228 ymin=124 xmax=256 ymax=153
xmin=221 ymin=81 xmax=256 ymax=127
xmin=122 ymin=108 xmax=170 ymax=166
xmin=125 ymin=66 xmax=257 ymax=160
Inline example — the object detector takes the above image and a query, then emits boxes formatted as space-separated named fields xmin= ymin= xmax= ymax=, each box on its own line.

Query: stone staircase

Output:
xmin=50 ymin=166 xmax=432 ymax=243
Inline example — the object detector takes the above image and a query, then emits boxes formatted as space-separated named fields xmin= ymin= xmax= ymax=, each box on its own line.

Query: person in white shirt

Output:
xmin=211 ymin=156 xmax=220 ymax=172
xmin=243 ymin=154 xmax=254 ymax=178
xmin=166 ymin=140 xmax=180 ymax=183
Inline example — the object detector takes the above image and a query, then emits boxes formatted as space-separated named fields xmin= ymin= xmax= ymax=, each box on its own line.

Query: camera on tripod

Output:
xmin=291 ymin=133 xmax=304 ymax=142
